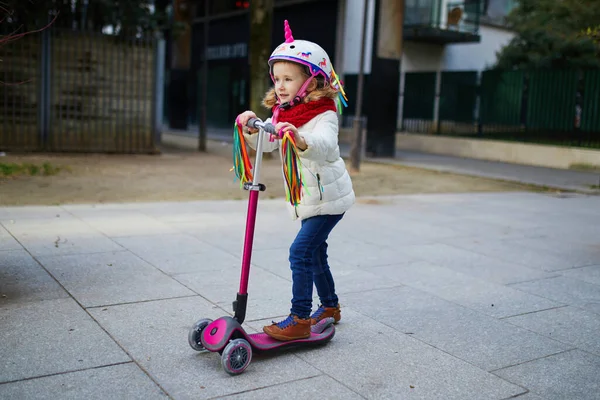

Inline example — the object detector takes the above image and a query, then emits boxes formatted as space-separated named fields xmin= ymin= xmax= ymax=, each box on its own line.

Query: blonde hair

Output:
xmin=262 ymin=61 xmax=339 ymax=109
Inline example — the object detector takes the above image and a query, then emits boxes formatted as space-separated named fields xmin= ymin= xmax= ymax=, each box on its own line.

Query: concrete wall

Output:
xmin=442 ymin=25 xmax=515 ymax=71
xmin=396 ymin=133 xmax=600 ymax=169
xmin=400 ymin=24 xmax=515 ymax=73
xmin=342 ymin=0 xmax=376 ymax=75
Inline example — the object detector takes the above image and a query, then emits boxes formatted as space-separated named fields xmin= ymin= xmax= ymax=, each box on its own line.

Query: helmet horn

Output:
xmin=284 ymin=20 xmax=294 ymax=43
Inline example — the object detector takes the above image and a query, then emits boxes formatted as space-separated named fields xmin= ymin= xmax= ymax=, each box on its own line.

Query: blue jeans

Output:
xmin=289 ymin=213 xmax=344 ymax=319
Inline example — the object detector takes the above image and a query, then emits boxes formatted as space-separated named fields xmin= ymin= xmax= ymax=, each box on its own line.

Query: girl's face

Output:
xmin=272 ymin=62 xmax=309 ymax=103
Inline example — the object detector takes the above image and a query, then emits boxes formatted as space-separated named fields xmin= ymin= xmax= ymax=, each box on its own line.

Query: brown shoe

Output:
xmin=310 ymin=304 xmax=341 ymax=325
xmin=263 ymin=315 xmax=311 ymax=341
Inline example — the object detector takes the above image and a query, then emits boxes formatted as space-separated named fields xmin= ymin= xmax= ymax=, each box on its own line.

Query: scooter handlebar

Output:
xmin=247 ymin=118 xmax=277 ymax=135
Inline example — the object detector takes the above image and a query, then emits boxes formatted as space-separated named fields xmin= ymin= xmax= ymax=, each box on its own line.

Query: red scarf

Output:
xmin=272 ymin=97 xmax=337 ymax=127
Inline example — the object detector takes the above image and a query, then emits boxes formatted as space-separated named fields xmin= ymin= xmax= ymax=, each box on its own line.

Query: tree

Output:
xmin=249 ymin=0 xmax=273 ymax=121
xmin=1 ymin=0 xmax=171 ymax=39
xmin=0 ymin=2 xmax=54 ymax=48
xmin=494 ymin=0 xmax=600 ymax=69
xmin=580 ymin=25 xmax=600 ymax=46
xmin=248 ymin=0 xmax=273 ymax=158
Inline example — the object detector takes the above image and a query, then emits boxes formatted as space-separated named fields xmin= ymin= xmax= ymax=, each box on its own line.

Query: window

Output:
xmin=484 ymin=0 xmax=516 ymax=19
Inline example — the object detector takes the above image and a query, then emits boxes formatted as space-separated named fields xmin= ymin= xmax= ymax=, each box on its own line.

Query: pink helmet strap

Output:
xmin=294 ymin=76 xmax=314 ymax=102
xmin=277 ymin=74 xmax=315 ymax=109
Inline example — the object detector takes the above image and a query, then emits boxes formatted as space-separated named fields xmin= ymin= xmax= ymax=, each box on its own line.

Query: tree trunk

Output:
xmin=171 ymin=0 xmax=192 ymax=70
xmin=249 ymin=0 xmax=274 ymax=159
xmin=249 ymin=0 xmax=273 ymax=120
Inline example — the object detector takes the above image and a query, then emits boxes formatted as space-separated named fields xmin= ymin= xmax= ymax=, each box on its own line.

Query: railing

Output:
xmin=401 ymin=69 xmax=600 ymax=149
xmin=404 ymin=0 xmax=482 ymax=35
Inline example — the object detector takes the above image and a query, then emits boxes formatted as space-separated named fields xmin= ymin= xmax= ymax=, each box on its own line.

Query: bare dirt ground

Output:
xmin=0 ymin=138 xmax=545 ymax=207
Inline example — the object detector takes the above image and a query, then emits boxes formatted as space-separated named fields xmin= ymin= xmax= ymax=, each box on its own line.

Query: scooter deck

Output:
xmin=201 ymin=316 xmax=335 ymax=353
xmin=246 ymin=318 xmax=335 ymax=351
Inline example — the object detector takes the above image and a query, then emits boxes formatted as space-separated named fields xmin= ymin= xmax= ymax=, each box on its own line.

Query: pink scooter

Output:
xmin=188 ymin=118 xmax=335 ymax=375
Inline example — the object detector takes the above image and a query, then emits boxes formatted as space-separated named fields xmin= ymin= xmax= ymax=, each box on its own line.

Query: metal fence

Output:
xmin=401 ymin=69 xmax=600 ymax=149
xmin=1 ymin=28 xmax=163 ymax=153
xmin=402 ymin=72 xmax=437 ymax=133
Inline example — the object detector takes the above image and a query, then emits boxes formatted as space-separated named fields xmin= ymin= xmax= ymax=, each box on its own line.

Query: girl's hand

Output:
xmin=275 ymin=122 xmax=307 ymax=150
xmin=237 ymin=110 xmax=259 ymax=133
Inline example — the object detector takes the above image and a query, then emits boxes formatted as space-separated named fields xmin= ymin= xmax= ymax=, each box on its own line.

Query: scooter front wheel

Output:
xmin=221 ymin=338 xmax=252 ymax=375
xmin=188 ymin=318 xmax=213 ymax=351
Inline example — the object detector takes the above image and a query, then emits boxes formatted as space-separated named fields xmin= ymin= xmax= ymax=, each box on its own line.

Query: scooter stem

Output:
xmin=234 ymin=125 xmax=267 ymax=324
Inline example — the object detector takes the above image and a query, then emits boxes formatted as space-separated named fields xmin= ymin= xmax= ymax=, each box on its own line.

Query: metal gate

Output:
xmin=1 ymin=28 xmax=162 ymax=153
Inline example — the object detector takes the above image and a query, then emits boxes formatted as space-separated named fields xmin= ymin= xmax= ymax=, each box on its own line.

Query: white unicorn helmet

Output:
xmin=268 ymin=20 xmax=347 ymax=110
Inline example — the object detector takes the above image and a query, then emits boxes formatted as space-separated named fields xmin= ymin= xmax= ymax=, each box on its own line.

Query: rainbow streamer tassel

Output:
xmin=280 ymin=131 xmax=304 ymax=206
xmin=232 ymin=120 xmax=253 ymax=187
xmin=330 ymin=66 xmax=349 ymax=114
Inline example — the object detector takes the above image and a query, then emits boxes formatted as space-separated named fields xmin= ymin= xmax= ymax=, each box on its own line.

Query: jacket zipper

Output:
xmin=316 ymin=173 xmax=323 ymax=200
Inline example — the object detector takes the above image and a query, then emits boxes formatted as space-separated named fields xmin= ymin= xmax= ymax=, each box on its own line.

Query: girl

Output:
xmin=237 ymin=20 xmax=355 ymax=341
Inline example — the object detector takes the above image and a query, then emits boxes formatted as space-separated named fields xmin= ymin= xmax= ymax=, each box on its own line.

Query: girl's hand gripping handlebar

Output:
xmin=247 ymin=118 xmax=280 ymax=142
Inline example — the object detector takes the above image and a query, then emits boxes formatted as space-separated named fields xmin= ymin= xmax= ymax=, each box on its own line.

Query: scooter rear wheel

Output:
xmin=188 ymin=318 xmax=213 ymax=351
xmin=221 ymin=339 xmax=252 ymax=375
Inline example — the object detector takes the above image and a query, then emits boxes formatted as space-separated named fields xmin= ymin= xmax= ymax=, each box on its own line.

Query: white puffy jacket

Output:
xmin=243 ymin=110 xmax=355 ymax=220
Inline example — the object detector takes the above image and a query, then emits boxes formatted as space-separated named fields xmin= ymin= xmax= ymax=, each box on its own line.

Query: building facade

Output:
xmin=164 ymin=0 xmax=340 ymax=132
xmin=164 ymin=0 xmax=517 ymax=156
xmin=340 ymin=0 xmax=516 ymax=155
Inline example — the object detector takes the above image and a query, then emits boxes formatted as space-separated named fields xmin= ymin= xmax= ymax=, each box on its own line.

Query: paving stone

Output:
xmin=138 ymin=250 xmax=241 ymax=276
xmin=1 ymin=218 xmax=123 ymax=256
xmin=2 ymin=192 xmax=600 ymax=398
xmin=370 ymin=261 xmax=561 ymax=318
xmin=560 ymin=265 xmax=600 ymax=286
xmin=89 ymin=296 xmax=321 ymax=399
xmin=465 ymin=209 xmax=549 ymax=230
xmin=218 ymin=375 xmax=365 ymax=400
xmin=77 ymin=213 xmax=178 ymax=237
xmin=249 ymin=247 xmax=364 ymax=277
xmin=440 ymin=236 xmax=577 ymax=273
xmin=511 ymin=276 xmax=600 ymax=316
xmin=504 ymin=393 xmax=546 ymax=400
xmin=0 ymin=298 xmax=129 ymax=382
xmin=0 ymin=250 xmax=68 ymax=305
xmin=399 ymin=242 xmax=559 ymax=283
xmin=0 ymin=206 xmax=66 ymax=220
xmin=0 ymin=363 xmax=168 ymax=399
xmin=246 ymin=309 xmax=526 ymax=400
xmin=435 ymin=218 xmax=532 ymax=240
xmin=37 ymin=251 xmax=194 ymax=307
xmin=0 ymin=224 xmax=21 ymax=251
xmin=249 ymin=247 xmax=404 ymax=295
xmin=185 ymin=225 xmax=298 ymax=252
xmin=494 ymin=350 xmax=600 ymax=400
xmin=503 ymin=237 xmax=600 ymax=269
xmin=328 ymin=240 xmax=419 ymax=268
xmin=158 ymin=211 xmax=246 ymax=230
xmin=174 ymin=265 xmax=291 ymax=310
xmin=337 ymin=223 xmax=440 ymax=248
xmin=504 ymin=306 xmax=600 ymax=356
xmin=113 ymin=233 xmax=214 ymax=257
xmin=216 ymin=295 xmax=290 ymax=323
xmin=342 ymin=286 xmax=572 ymax=371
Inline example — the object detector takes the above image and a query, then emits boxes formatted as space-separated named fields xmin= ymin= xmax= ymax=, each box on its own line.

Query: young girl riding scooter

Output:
xmin=236 ymin=20 xmax=355 ymax=341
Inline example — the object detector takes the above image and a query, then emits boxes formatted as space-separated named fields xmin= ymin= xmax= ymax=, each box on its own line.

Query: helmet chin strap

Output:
xmin=278 ymin=76 xmax=314 ymax=110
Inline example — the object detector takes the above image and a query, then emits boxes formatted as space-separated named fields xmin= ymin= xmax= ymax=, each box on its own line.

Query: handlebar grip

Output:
xmin=247 ymin=118 xmax=261 ymax=129
xmin=262 ymin=123 xmax=276 ymax=134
